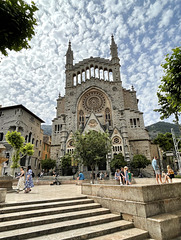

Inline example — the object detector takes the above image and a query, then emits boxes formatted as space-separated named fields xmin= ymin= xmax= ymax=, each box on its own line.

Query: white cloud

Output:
xmin=0 ymin=0 xmax=180 ymax=126
xmin=158 ymin=9 xmax=173 ymax=28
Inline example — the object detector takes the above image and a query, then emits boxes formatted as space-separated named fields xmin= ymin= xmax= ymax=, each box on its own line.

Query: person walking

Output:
xmin=16 ymin=167 xmax=25 ymax=193
xmin=24 ymin=166 xmax=34 ymax=193
xmin=152 ymin=156 xmax=162 ymax=184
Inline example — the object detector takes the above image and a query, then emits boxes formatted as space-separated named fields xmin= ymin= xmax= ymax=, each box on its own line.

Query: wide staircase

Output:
xmin=0 ymin=196 xmax=150 ymax=240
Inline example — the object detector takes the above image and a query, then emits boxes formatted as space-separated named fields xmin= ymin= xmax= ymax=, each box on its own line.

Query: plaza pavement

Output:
xmin=6 ymin=185 xmax=82 ymax=204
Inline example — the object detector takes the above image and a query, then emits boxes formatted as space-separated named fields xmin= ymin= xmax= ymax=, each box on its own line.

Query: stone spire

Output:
xmin=65 ymin=40 xmax=73 ymax=68
xmin=110 ymin=35 xmax=118 ymax=59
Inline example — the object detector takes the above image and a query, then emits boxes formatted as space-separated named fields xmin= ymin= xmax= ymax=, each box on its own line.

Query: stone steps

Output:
xmin=0 ymin=196 xmax=150 ymax=240
xmin=0 ymin=198 xmax=94 ymax=213
xmin=0 ymin=202 xmax=101 ymax=222
xmin=147 ymin=210 xmax=181 ymax=239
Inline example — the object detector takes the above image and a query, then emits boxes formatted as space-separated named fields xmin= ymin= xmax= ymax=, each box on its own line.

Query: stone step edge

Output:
xmin=90 ymin=227 xmax=149 ymax=240
xmin=147 ymin=209 xmax=181 ymax=222
xmin=0 ymin=198 xmax=94 ymax=214
xmin=0 ymin=215 xmax=125 ymax=239
xmin=0 ymin=196 xmax=87 ymax=208
xmin=0 ymin=203 xmax=101 ymax=222
xmin=25 ymin=220 xmax=135 ymax=240
xmin=0 ymin=208 xmax=111 ymax=232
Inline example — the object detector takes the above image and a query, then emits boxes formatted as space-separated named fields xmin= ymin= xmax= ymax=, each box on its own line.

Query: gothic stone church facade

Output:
xmin=51 ymin=36 xmax=151 ymax=174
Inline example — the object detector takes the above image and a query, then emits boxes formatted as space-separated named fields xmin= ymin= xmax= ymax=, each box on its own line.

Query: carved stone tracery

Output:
xmin=82 ymin=91 xmax=106 ymax=113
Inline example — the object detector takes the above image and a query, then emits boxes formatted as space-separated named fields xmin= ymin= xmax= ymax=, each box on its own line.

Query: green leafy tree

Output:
xmin=154 ymin=46 xmax=181 ymax=131
xmin=110 ymin=153 xmax=127 ymax=172
xmin=41 ymin=158 xmax=56 ymax=172
xmin=0 ymin=0 xmax=38 ymax=56
xmin=130 ymin=154 xmax=150 ymax=174
xmin=73 ymin=130 xmax=111 ymax=183
xmin=61 ymin=153 xmax=74 ymax=176
xmin=153 ymin=132 xmax=175 ymax=152
xmin=5 ymin=131 xmax=34 ymax=170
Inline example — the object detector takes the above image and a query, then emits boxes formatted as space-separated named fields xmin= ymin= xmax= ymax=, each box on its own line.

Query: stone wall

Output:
xmin=81 ymin=183 xmax=181 ymax=240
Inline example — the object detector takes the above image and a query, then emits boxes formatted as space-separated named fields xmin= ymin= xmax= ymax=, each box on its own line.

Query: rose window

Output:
xmin=82 ymin=91 xmax=106 ymax=113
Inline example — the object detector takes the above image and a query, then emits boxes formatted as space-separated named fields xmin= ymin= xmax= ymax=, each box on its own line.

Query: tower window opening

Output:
xmin=105 ymin=108 xmax=111 ymax=126
xmin=79 ymin=110 xmax=84 ymax=127
xmin=78 ymin=72 xmax=81 ymax=84
xmin=109 ymin=70 xmax=113 ymax=81
xmin=86 ymin=68 xmax=90 ymax=79
xmin=95 ymin=66 xmax=99 ymax=78
xmin=90 ymin=67 xmax=94 ymax=77
xmin=130 ymin=119 xmax=133 ymax=128
xmin=73 ymin=74 xmax=76 ymax=86
xmin=82 ymin=71 xmax=85 ymax=82
xmin=137 ymin=118 xmax=140 ymax=127
xmin=104 ymin=69 xmax=108 ymax=81
xmin=100 ymin=68 xmax=103 ymax=79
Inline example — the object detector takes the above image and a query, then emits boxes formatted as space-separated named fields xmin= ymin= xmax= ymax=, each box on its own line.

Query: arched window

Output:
xmin=77 ymin=71 xmax=81 ymax=84
xmin=109 ymin=70 xmax=113 ymax=81
xmin=28 ymin=132 xmax=32 ymax=142
xmin=105 ymin=108 xmax=111 ymax=126
xmin=95 ymin=66 xmax=99 ymax=78
xmin=73 ymin=74 xmax=76 ymax=86
xmin=82 ymin=70 xmax=85 ymax=82
xmin=79 ymin=110 xmax=84 ymax=127
xmin=104 ymin=68 xmax=108 ymax=81
xmin=112 ymin=137 xmax=122 ymax=154
xmin=90 ymin=66 xmax=94 ymax=77
xmin=100 ymin=68 xmax=103 ymax=79
xmin=86 ymin=68 xmax=90 ymax=79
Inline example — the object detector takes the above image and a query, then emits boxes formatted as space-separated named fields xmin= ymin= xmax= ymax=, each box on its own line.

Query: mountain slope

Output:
xmin=146 ymin=121 xmax=180 ymax=139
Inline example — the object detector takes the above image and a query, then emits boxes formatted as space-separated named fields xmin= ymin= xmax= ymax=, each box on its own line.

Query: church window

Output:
xmin=100 ymin=68 xmax=103 ymax=79
xmin=32 ymin=138 xmax=34 ymax=144
xmin=113 ymin=137 xmax=120 ymax=144
xmin=109 ymin=70 xmax=113 ymax=81
xmin=82 ymin=71 xmax=85 ymax=82
xmin=133 ymin=118 xmax=137 ymax=127
xmin=25 ymin=135 xmax=28 ymax=142
xmin=95 ymin=66 xmax=99 ymax=78
xmin=105 ymin=108 xmax=111 ymax=126
xmin=78 ymin=72 xmax=81 ymax=84
xmin=137 ymin=118 xmax=140 ymax=127
xmin=0 ymin=132 xmax=3 ymax=141
xmin=90 ymin=66 xmax=94 ymax=77
xmin=73 ymin=74 xmax=76 ymax=86
xmin=55 ymin=125 xmax=57 ymax=132
xmin=36 ymin=140 xmax=38 ymax=147
xmin=28 ymin=132 xmax=32 ymax=142
xmin=86 ymin=68 xmax=90 ymax=79
xmin=130 ymin=119 xmax=133 ymax=128
xmin=79 ymin=110 xmax=84 ymax=126
xmin=104 ymin=68 xmax=108 ymax=81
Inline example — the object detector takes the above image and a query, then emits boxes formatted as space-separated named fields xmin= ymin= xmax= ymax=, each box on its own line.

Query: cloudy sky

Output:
xmin=0 ymin=0 xmax=180 ymax=126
